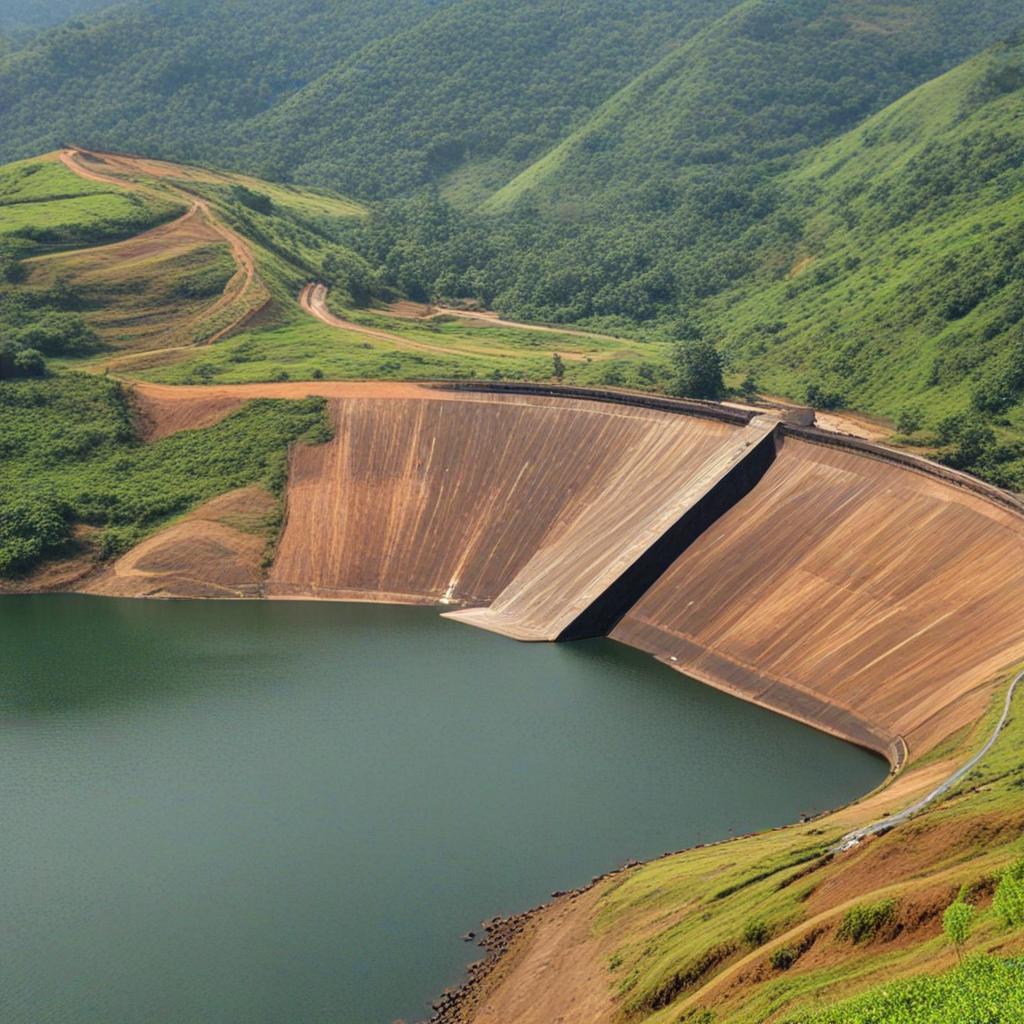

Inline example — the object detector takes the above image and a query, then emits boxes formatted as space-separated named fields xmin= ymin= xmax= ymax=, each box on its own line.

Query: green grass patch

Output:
xmin=0 ymin=373 xmax=330 ymax=575
xmin=783 ymin=955 xmax=1024 ymax=1023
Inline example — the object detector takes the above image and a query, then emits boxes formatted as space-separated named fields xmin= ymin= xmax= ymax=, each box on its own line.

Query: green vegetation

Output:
xmin=784 ymin=956 xmax=1024 ymax=1023
xmin=0 ymin=158 xmax=181 ymax=247
xmin=836 ymin=900 xmax=897 ymax=945
xmin=669 ymin=340 xmax=725 ymax=401
xmin=0 ymin=1 xmax=440 ymax=171
xmin=942 ymin=889 xmax=974 ymax=962
xmin=131 ymin=311 xmax=668 ymax=392
xmin=0 ymin=0 xmax=119 ymax=33
xmin=742 ymin=919 xmax=771 ymax=949
xmin=0 ymin=374 xmax=329 ymax=575
xmin=994 ymin=857 xmax=1024 ymax=927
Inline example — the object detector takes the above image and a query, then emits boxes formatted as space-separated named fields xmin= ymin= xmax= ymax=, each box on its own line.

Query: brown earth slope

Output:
xmin=81 ymin=487 xmax=277 ymax=599
xmin=613 ymin=434 xmax=1024 ymax=762
xmin=267 ymin=392 xmax=743 ymax=605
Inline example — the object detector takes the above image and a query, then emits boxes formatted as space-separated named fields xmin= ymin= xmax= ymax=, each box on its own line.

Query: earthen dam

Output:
xmin=126 ymin=380 xmax=1024 ymax=768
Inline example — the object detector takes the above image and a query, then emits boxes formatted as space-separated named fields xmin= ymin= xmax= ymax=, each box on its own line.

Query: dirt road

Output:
xmin=60 ymin=147 xmax=268 ymax=345
xmin=300 ymin=283 xmax=594 ymax=361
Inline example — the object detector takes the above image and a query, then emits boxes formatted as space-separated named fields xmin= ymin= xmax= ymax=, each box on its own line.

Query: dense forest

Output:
xmin=0 ymin=0 xmax=120 ymax=32
xmin=0 ymin=0 xmax=447 ymax=162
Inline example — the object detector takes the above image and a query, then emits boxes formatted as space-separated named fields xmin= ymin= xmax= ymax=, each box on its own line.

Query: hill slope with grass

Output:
xmin=703 ymin=37 xmax=1024 ymax=490
xmin=0 ymin=148 xmax=373 ymax=375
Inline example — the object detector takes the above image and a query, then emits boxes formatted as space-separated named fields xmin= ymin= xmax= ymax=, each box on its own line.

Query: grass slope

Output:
xmin=0 ymin=155 xmax=182 ymax=248
xmin=0 ymin=149 xmax=371 ymax=366
xmin=704 ymin=37 xmax=1024 ymax=488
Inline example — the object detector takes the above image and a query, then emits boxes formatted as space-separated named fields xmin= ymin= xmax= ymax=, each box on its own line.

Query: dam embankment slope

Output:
xmin=267 ymin=391 xmax=745 ymax=606
xmin=125 ymin=381 xmax=1024 ymax=764
xmin=613 ymin=432 xmax=1024 ymax=762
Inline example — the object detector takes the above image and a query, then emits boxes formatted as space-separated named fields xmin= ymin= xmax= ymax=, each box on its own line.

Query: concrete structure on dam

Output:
xmin=133 ymin=381 xmax=1024 ymax=766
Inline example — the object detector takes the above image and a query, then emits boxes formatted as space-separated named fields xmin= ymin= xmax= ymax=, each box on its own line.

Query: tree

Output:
xmin=670 ymin=340 xmax=724 ymax=400
xmin=551 ymin=352 xmax=565 ymax=381
xmin=897 ymin=406 xmax=923 ymax=435
xmin=942 ymin=888 xmax=974 ymax=962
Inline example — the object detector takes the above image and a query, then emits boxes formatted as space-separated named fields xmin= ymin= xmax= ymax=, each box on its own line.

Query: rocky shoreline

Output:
xmin=425 ymin=862 xmax=642 ymax=1024
xmin=422 ymin=811 xmax=846 ymax=1023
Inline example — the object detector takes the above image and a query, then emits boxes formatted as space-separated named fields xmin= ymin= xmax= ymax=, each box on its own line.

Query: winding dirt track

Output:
xmin=300 ymin=283 xmax=598 ymax=361
xmin=60 ymin=147 xmax=268 ymax=345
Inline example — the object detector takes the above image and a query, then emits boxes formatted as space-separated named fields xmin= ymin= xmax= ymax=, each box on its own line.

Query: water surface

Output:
xmin=0 ymin=596 xmax=886 ymax=1023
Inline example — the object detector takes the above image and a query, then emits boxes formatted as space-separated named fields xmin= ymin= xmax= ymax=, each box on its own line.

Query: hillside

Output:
xmin=353 ymin=27 xmax=1024 ymax=490
xmin=0 ymin=0 xmax=120 ymax=33
xmin=242 ymin=0 xmax=739 ymax=201
xmin=0 ymin=0 xmax=446 ymax=171
xmin=0 ymin=148 xmax=370 ymax=377
xmin=708 ymin=37 xmax=1024 ymax=490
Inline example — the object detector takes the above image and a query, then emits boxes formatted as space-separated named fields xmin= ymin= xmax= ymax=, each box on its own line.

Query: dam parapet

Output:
xmin=446 ymin=415 xmax=781 ymax=641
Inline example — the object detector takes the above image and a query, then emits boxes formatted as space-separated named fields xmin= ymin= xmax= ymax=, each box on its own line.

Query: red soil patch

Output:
xmin=80 ymin=487 xmax=276 ymax=599
xmin=129 ymin=380 xmax=436 ymax=440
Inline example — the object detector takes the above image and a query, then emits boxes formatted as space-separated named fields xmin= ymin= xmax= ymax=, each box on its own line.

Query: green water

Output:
xmin=0 ymin=596 xmax=886 ymax=1023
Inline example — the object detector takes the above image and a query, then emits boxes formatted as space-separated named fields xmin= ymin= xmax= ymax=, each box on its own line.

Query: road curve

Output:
xmin=835 ymin=666 xmax=1024 ymax=851
xmin=60 ymin=147 xmax=267 ymax=345
xmin=299 ymin=283 xmax=595 ymax=361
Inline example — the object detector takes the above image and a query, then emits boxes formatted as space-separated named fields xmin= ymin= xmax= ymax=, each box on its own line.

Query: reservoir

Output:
xmin=0 ymin=596 xmax=886 ymax=1023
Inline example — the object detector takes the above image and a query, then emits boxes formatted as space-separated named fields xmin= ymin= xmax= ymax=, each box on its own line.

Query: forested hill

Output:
xmin=0 ymin=0 xmax=448 ymax=167
xmin=0 ymin=0 xmax=120 ymax=33
xmin=0 ymin=0 xmax=1019 ymax=205
xmin=240 ymin=0 xmax=738 ymax=200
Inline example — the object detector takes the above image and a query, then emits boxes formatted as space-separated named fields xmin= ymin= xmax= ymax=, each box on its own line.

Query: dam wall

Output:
xmin=612 ymin=434 xmax=1024 ymax=762
xmin=446 ymin=416 xmax=779 ymax=641
xmin=266 ymin=393 xmax=742 ymax=606
xmin=130 ymin=381 xmax=1024 ymax=766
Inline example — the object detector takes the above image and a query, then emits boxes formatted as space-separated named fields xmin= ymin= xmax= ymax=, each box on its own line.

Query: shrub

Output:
xmin=805 ymin=382 xmax=845 ymax=410
xmin=896 ymin=407 xmax=923 ymax=434
xmin=837 ymin=899 xmax=896 ymax=944
xmin=0 ymin=340 xmax=47 ymax=379
xmin=0 ymin=493 xmax=71 ymax=575
xmin=669 ymin=340 xmax=724 ymax=400
xmin=743 ymin=919 xmax=770 ymax=949
xmin=14 ymin=311 xmax=101 ymax=356
xmin=0 ymin=376 xmax=330 ymax=577
xmin=770 ymin=946 xmax=798 ymax=971
xmin=942 ymin=888 xmax=974 ymax=962
xmin=994 ymin=857 xmax=1024 ymax=928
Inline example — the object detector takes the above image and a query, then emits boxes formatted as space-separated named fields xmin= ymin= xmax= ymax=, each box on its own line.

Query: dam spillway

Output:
xmin=134 ymin=382 xmax=1024 ymax=764
xmin=447 ymin=414 xmax=780 ymax=641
